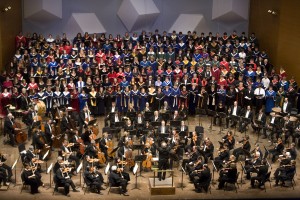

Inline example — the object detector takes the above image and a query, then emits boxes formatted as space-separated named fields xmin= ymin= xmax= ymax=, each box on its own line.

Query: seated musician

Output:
xmin=124 ymin=119 xmax=134 ymax=132
xmin=141 ymin=142 xmax=155 ymax=171
xmin=214 ymin=102 xmax=226 ymax=126
xmin=268 ymin=138 xmax=285 ymax=163
xmin=202 ymin=138 xmax=214 ymax=163
xmin=286 ymin=143 xmax=297 ymax=160
xmin=22 ymin=163 xmax=44 ymax=194
xmin=105 ymin=101 xmax=118 ymax=127
xmin=232 ymin=135 xmax=251 ymax=161
xmin=178 ymin=103 xmax=188 ymax=120
xmin=99 ymin=132 xmax=110 ymax=160
xmin=182 ymin=146 xmax=200 ymax=170
xmin=213 ymin=145 xmax=229 ymax=171
xmin=135 ymin=112 xmax=145 ymax=126
xmin=250 ymin=159 xmax=269 ymax=189
xmin=85 ymin=140 xmax=98 ymax=158
xmin=238 ymin=105 xmax=253 ymax=133
xmin=281 ymin=97 xmax=292 ymax=115
xmin=83 ymin=166 xmax=104 ymax=194
xmin=179 ymin=120 xmax=188 ymax=133
xmin=118 ymin=131 xmax=131 ymax=147
xmin=274 ymin=160 xmax=296 ymax=186
xmin=109 ymin=165 xmax=129 ymax=196
xmin=61 ymin=112 xmax=73 ymax=135
xmin=170 ymin=110 xmax=182 ymax=121
xmin=279 ymin=115 xmax=294 ymax=144
xmin=264 ymin=112 xmax=281 ymax=140
xmin=226 ymin=101 xmax=241 ymax=128
xmin=245 ymin=151 xmax=262 ymax=180
xmin=151 ymin=110 xmax=161 ymax=122
xmin=53 ymin=156 xmax=64 ymax=175
xmin=143 ymin=121 xmax=154 ymax=132
xmin=143 ymin=102 xmax=152 ymax=112
xmin=0 ymin=153 xmax=13 ymax=183
xmin=193 ymin=164 xmax=211 ymax=193
xmin=110 ymin=112 xmax=121 ymax=128
xmin=61 ymin=140 xmax=80 ymax=173
xmin=4 ymin=113 xmax=18 ymax=147
xmin=157 ymin=120 xmax=170 ymax=134
xmin=217 ymin=162 xmax=238 ymax=190
xmin=221 ymin=131 xmax=235 ymax=150
xmin=160 ymin=101 xmax=170 ymax=113
xmin=54 ymin=165 xmax=80 ymax=196
xmin=251 ymin=108 xmax=266 ymax=133
xmin=69 ymin=130 xmax=84 ymax=157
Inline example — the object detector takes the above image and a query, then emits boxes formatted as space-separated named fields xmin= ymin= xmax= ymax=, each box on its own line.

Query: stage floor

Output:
xmin=0 ymin=115 xmax=299 ymax=200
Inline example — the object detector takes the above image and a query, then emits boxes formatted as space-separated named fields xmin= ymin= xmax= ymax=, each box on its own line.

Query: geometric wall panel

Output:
xmin=117 ymin=0 xmax=160 ymax=32
xmin=212 ymin=0 xmax=249 ymax=24
xmin=24 ymin=0 xmax=62 ymax=22
xmin=168 ymin=14 xmax=209 ymax=34
xmin=64 ymin=13 xmax=106 ymax=36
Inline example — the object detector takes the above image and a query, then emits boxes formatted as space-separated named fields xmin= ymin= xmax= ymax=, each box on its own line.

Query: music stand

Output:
xmin=159 ymin=133 xmax=169 ymax=139
xmin=128 ymin=130 xmax=137 ymax=138
xmin=46 ymin=163 xmax=53 ymax=189
xmin=179 ymin=165 xmax=186 ymax=190
xmin=206 ymin=110 xmax=216 ymax=131
xmin=115 ymin=121 xmax=125 ymax=128
xmin=131 ymin=163 xmax=140 ymax=190
xmin=211 ymin=160 xmax=218 ymax=186
xmin=195 ymin=108 xmax=207 ymax=126
xmin=133 ymin=144 xmax=144 ymax=155
xmin=127 ymin=112 xmax=137 ymax=120
xmin=241 ymin=117 xmax=251 ymax=137
xmin=179 ymin=131 xmax=187 ymax=138
xmin=87 ymin=119 xmax=97 ymax=126
xmin=151 ymin=121 xmax=161 ymax=128
xmin=76 ymin=162 xmax=83 ymax=186
xmin=239 ymin=161 xmax=246 ymax=185
xmin=161 ymin=112 xmax=170 ymax=122
xmin=218 ymin=112 xmax=227 ymax=135
xmin=255 ymin=120 xmax=264 ymax=143
xmin=144 ymin=111 xmax=154 ymax=121
xmin=42 ymin=150 xmax=50 ymax=171
xmin=170 ymin=120 xmax=181 ymax=128
xmin=134 ymin=155 xmax=147 ymax=178
xmin=231 ymin=115 xmax=240 ymax=136
xmin=12 ymin=159 xmax=18 ymax=186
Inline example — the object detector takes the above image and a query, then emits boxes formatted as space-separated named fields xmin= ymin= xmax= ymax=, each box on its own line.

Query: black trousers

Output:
xmin=158 ymin=159 xmax=169 ymax=180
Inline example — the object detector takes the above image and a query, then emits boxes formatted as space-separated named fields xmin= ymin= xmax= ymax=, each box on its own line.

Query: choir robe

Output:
xmin=207 ymin=89 xmax=217 ymax=110
xmin=163 ymin=89 xmax=172 ymax=108
xmin=179 ymin=91 xmax=189 ymax=107
xmin=217 ymin=89 xmax=226 ymax=105
xmin=44 ymin=91 xmax=53 ymax=113
xmin=63 ymin=91 xmax=71 ymax=107
xmin=114 ymin=91 xmax=122 ymax=112
xmin=36 ymin=92 xmax=46 ymax=101
xmin=78 ymin=93 xmax=88 ymax=111
xmin=139 ymin=92 xmax=148 ymax=112
xmin=171 ymin=88 xmax=181 ymax=111
xmin=265 ymin=90 xmax=276 ymax=113
xmin=280 ymin=80 xmax=289 ymax=91
xmin=211 ymin=67 xmax=220 ymax=81
xmin=130 ymin=90 xmax=140 ymax=111
xmin=245 ymin=70 xmax=256 ymax=82
xmin=53 ymin=91 xmax=63 ymax=107
xmin=122 ymin=91 xmax=131 ymax=113
xmin=188 ymin=87 xmax=199 ymax=115
xmin=71 ymin=92 xmax=80 ymax=112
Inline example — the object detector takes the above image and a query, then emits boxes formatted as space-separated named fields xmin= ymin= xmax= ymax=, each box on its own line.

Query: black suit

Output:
xmin=157 ymin=145 xmax=173 ymax=180
xmin=157 ymin=125 xmax=170 ymax=134
xmin=108 ymin=170 xmax=128 ymax=193
xmin=251 ymin=165 xmax=268 ymax=187
xmin=61 ymin=145 xmax=80 ymax=168
xmin=78 ymin=110 xmax=87 ymax=134
xmin=54 ymin=168 xmax=76 ymax=195
xmin=281 ymin=102 xmax=292 ymax=114
xmin=238 ymin=109 xmax=253 ymax=132
xmin=4 ymin=117 xmax=15 ymax=146
xmin=61 ymin=117 xmax=72 ymax=133
xmin=226 ymin=105 xmax=241 ymax=128
xmin=251 ymin=113 xmax=266 ymax=133
xmin=218 ymin=167 xmax=238 ymax=189
xmin=83 ymin=170 xmax=103 ymax=193
xmin=151 ymin=115 xmax=161 ymax=122
xmin=44 ymin=123 xmax=52 ymax=146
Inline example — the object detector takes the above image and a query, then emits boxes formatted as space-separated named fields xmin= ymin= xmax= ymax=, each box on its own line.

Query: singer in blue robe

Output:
xmin=163 ymin=86 xmax=172 ymax=108
xmin=217 ymin=88 xmax=227 ymax=105
xmin=265 ymin=87 xmax=276 ymax=113
xmin=122 ymin=89 xmax=131 ymax=113
xmin=171 ymin=86 xmax=181 ymax=111
xmin=79 ymin=91 xmax=88 ymax=111
xmin=130 ymin=89 xmax=140 ymax=111
xmin=114 ymin=89 xmax=123 ymax=113
xmin=139 ymin=92 xmax=148 ymax=111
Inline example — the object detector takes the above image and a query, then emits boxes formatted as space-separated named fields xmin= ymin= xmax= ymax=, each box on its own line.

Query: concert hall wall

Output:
xmin=249 ymin=0 xmax=300 ymax=83
xmin=0 ymin=0 xmax=22 ymax=71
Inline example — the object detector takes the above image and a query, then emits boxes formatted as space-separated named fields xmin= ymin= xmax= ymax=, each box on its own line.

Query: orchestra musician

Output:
xmin=217 ymin=162 xmax=237 ymax=190
xmin=170 ymin=110 xmax=182 ymax=121
xmin=250 ymin=159 xmax=269 ymax=189
xmin=61 ymin=112 xmax=73 ymax=135
xmin=232 ymin=135 xmax=251 ymax=161
xmin=44 ymin=119 xmax=54 ymax=150
xmin=281 ymin=97 xmax=292 ymax=115
xmin=54 ymin=165 xmax=80 ymax=197
xmin=264 ymin=112 xmax=281 ymax=140
xmin=182 ymin=146 xmax=200 ymax=170
xmin=268 ymin=138 xmax=285 ymax=163
xmin=79 ymin=105 xmax=89 ymax=134
xmin=238 ymin=105 xmax=253 ymax=133
xmin=251 ymin=108 xmax=266 ymax=133
xmin=214 ymin=102 xmax=226 ymax=126
xmin=157 ymin=120 xmax=170 ymax=134
xmin=0 ymin=153 xmax=12 ymax=184
xmin=104 ymin=101 xmax=118 ymax=127
xmin=221 ymin=131 xmax=235 ymax=150
xmin=69 ymin=130 xmax=84 ymax=158
xmin=151 ymin=110 xmax=161 ymax=122
xmin=83 ymin=166 xmax=105 ymax=194
xmin=226 ymin=101 xmax=241 ymax=129
xmin=244 ymin=151 xmax=262 ymax=180
xmin=193 ymin=164 xmax=211 ymax=193
xmin=202 ymin=137 xmax=215 ymax=163
xmin=21 ymin=163 xmax=44 ymax=194
xmin=279 ymin=115 xmax=294 ymax=144
xmin=213 ymin=145 xmax=229 ymax=171
xmin=61 ymin=140 xmax=80 ymax=173
xmin=108 ymin=165 xmax=129 ymax=196
xmin=274 ymin=160 xmax=296 ymax=187
xmin=4 ymin=113 xmax=19 ymax=147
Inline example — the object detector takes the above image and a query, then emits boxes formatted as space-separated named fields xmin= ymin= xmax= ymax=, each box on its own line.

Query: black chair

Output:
xmin=82 ymin=176 xmax=98 ymax=195
xmin=195 ymin=173 xmax=212 ymax=194
xmin=261 ymin=171 xmax=272 ymax=192
xmin=107 ymin=174 xmax=122 ymax=195
xmin=20 ymin=170 xmax=30 ymax=193
xmin=280 ymin=171 xmax=296 ymax=190
xmin=52 ymin=176 xmax=66 ymax=195
xmin=224 ymin=172 xmax=240 ymax=193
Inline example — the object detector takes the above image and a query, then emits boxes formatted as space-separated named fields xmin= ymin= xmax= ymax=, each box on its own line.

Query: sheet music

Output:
xmin=11 ymin=159 xmax=18 ymax=170
xmin=76 ymin=162 xmax=83 ymax=174
xmin=133 ymin=163 xmax=138 ymax=175
xmin=43 ymin=150 xmax=49 ymax=160
xmin=47 ymin=163 xmax=53 ymax=174
xmin=105 ymin=163 xmax=110 ymax=175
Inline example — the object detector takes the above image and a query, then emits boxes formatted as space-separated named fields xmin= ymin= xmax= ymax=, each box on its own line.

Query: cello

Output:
xmin=142 ymin=142 xmax=153 ymax=170
xmin=14 ymin=121 xmax=27 ymax=144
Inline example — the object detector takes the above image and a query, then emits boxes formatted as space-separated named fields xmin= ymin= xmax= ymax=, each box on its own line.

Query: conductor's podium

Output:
xmin=149 ymin=167 xmax=176 ymax=195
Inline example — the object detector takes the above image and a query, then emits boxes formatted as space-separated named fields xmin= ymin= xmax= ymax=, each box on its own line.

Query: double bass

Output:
xmin=14 ymin=121 xmax=27 ymax=144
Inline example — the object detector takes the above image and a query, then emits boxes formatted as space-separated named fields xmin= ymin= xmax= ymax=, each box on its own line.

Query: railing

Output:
xmin=152 ymin=169 xmax=174 ymax=187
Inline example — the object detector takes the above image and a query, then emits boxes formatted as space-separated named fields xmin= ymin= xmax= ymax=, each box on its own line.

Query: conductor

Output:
xmin=157 ymin=141 xmax=172 ymax=181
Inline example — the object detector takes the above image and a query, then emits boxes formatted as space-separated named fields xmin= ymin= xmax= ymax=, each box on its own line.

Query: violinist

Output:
xmin=250 ymin=159 xmax=269 ymax=189
xmin=21 ymin=163 xmax=44 ymax=194
xmin=83 ymin=166 xmax=104 ymax=194
xmin=61 ymin=140 xmax=80 ymax=172
xmin=213 ymin=145 xmax=229 ymax=171
xmin=217 ymin=162 xmax=237 ymax=190
xmin=193 ymin=164 xmax=211 ymax=193
xmin=202 ymin=138 xmax=214 ymax=164
xmin=268 ymin=138 xmax=285 ymax=163
xmin=182 ymin=146 xmax=200 ymax=171
xmin=221 ymin=131 xmax=235 ymax=150
xmin=244 ymin=151 xmax=262 ymax=180
xmin=85 ymin=140 xmax=98 ymax=158
xmin=188 ymin=156 xmax=204 ymax=182
xmin=0 ymin=153 xmax=12 ymax=183
xmin=69 ymin=130 xmax=84 ymax=157
xmin=109 ymin=165 xmax=129 ymax=196
xmin=4 ymin=113 xmax=18 ymax=147
xmin=274 ymin=160 xmax=296 ymax=187
xmin=232 ymin=135 xmax=251 ymax=161
xmin=54 ymin=165 xmax=80 ymax=197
